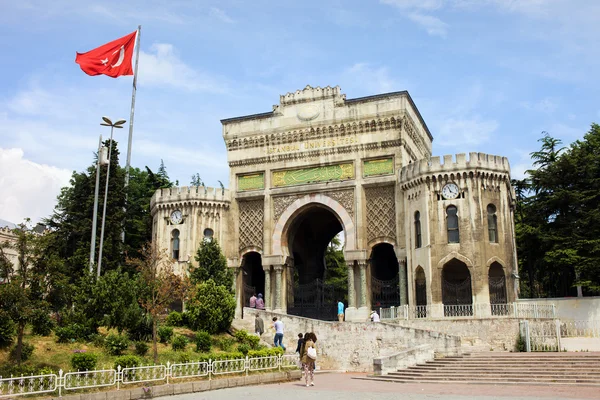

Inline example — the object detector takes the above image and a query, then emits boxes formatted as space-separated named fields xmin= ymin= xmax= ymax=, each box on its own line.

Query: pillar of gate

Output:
xmin=399 ymin=259 xmax=408 ymax=306
xmin=344 ymin=250 xmax=369 ymax=321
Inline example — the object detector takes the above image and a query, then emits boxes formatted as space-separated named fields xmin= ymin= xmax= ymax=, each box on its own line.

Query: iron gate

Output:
xmin=287 ymin=279 xmax=345 ymax=321
xmin=489 ymin=275 xmax=508 ymax=315
xmin=371 ymin=274 xmax=400 ymax=309
xmin=442 ymin=276 xmax=473 ymax=316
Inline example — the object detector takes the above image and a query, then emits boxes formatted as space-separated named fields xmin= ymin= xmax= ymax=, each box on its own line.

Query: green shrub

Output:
xmin=171 ymin=335 xmax=188 ymax=351
xmin=194 ymin=331 xmax=212 ymax=353
xmin=186 ymin=280 xmax=235 ymax=334
xmin=71 ymin=352 xmax=98 ymax=371
xmin=125 ymin=309 xmax=153 ymax=341
xmin=234 ymin=329 xmax=249 ymax=343
xmin=0 ymin=311 xmax=15 ymax=348
xmin=516 ymin=334 xmax=527 ymax=352
xmin=31 ymin=309 xmax=55 ymax=336
xmin=166 ymin=311 xmax=183 ymax=327
xmin=219 ymin=337 xmax=236 ymax=352
xmin=89 ymin=333 xmax=106 ymax=348
xmin=104 ymin=333 xmax=129 ymax=355
xmin=194 ymin=351 xmax=244 ymax=362
xmin=55 ymin=323 xmax=94 ymax=343
xmin=238 ymin=343 xmax=250 ymax=355
xmin=9 ymin=342 xmax=34 ymax=362
xmin=158 ymin=326 xmax=174 ymax=343
xmin=181 ymin=311 xmax=191 ymax=327
xmin=178 ymin=353 xmax=192 ymax=363
xmin=134 ymin=341 xmax=149 ymax=356
xmin=114 ymin=355 xmax=141 ymax=370
xmin=247 ymin=347 xmax=283 ymax=358
xmin=246 ymin=335 xmax=260 ymax=349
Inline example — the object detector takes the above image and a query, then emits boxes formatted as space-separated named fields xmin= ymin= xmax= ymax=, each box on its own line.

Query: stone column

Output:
xmin=358 ymin=261 xmax=368 ymax=308
xmin=263 ymin=266 xmax=272 ymax=310
xmin=347 ymin=261 xmax=356 ymax=308
xmin=399 ymin=259 xmax=408 ymax=306
xmin=274 ymin=265 xmax=283 ymax=311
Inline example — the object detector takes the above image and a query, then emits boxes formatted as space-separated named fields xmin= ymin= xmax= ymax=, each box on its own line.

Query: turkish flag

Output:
xmin=75 ymin=31 xmax=137 ymax=78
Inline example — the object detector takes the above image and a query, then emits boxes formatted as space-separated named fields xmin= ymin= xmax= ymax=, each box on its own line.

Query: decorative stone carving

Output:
xmin=273 ymin=195 xmax=301 ymax=223
xmin=365 ymin=185 xmax=396 ymax=243
xmin=364 ymin=158 xmax=394 ymax=177
xmin=325 ymin=189 xmax=355 ymax=219
xmin=238 ymin=199 xmax=264 ymax=251
xmin=272 ymin=163 xmax=354 ymax=188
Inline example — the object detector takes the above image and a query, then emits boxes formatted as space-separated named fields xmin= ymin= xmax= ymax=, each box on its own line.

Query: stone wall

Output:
xmin=239 ymin=308 xmax=461 ymax=372
xmin=394 ymin=318 xmax=520 ymax=351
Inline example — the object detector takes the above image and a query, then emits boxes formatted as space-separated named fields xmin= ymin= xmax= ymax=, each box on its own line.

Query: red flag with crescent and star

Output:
xmin=75 ymin=31 xmax=137 ymax=78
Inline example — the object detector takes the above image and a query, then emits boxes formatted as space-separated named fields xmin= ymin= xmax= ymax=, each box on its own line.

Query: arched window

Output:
xmin=487 ymin=204 xmax=498 ymax=243
xmin=203 ymin=228 xmax=214 ymax=241
xmin=171 ymin=229 xmax=180 ymax=260
xmin=414 ymin=211 xmax=422 ymax=248
xmin=446 ymin=206 xmax=459 ymax=243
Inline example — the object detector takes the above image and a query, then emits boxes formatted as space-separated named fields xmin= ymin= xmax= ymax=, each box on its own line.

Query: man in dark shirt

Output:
xmin=295 ymin=333 xmax=304 ymax=354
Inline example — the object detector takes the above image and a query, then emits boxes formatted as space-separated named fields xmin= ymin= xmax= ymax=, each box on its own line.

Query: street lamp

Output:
xmin=97 ymin=116 xmax=126 ymax=277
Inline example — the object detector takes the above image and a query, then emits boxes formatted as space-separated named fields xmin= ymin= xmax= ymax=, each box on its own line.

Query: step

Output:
xmin=378 ymin=375 xmax=600 ymax=383
xmin=407 ymin=367 xmax=600 ymax=374
xmin=389 ymin=372 xmax=600 ymax=378
xmin=358 ymin=376 xmax=600 ymax=386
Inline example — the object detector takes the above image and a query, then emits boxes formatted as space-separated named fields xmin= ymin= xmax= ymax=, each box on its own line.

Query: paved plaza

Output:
xmin=168 ymin=373 xmax=600 ymax=400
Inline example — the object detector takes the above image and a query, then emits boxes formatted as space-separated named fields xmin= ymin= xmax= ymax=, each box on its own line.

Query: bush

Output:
xmin=31 ymin=309 xmax=55 ymax=336
xmin=166 ymin=311 xmax=183 ymax=327
xmin=516 ymin=334 xmax=527 ymax=352
xmin=247 ymin=347 xmax=283 ymax=358
xmin=186 ymin=280 xmax=235 ymax=334
xmin=219 ymin=337 xmax=236 ymax=352
xmin=178 ymin=352 xmax=192 ymax=363
xmin=194 ymin=331 xmax=212 ymax=353
xmin=71 ymin=352 xmax=98 ymax=371
xmin=194 ymin=351 xmax=244 ymax=362
xmin=0 ymin=311 xmax=15 ymax=348
xmin=234 ymin=329 xmax=249 ymax=343
xmin=134 ymin=341 xmax=149 ymax=356
xmin=125 ymin=309 xmax=153 ymax=341
xmin=234 ymin=329 xmax=260 ymax=349
xmin=114 ymin=355 xmax=141 ymax=370
xmin=89 ymin=333 xmax=106 ymax=348
xmin=104 ymin=333 xmax=129 ymax=355
xmin=55 ymin=323 xmax=94 ymax=343
xmin=238 ymin=343 xmax=250 ymax=355
xmin=158 ymin=326 xmax=174 ymax=343
xmin=171 ymin=335 xmax=188 ymax=351
xmin=9 ymin=342 xmax=35 ymax=362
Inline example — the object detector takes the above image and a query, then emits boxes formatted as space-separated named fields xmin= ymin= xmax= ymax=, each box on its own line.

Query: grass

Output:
xmin=0 ymin=326 xmax=242 ymax=375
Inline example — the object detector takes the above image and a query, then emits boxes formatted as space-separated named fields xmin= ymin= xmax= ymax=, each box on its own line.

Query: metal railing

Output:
xmin=0 ymin=354 xmax=299 ymax=398
xmin=379 ymin=303 xmax=556 ymax=320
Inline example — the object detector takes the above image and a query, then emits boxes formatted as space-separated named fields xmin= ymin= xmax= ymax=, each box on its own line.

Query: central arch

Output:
xmin=272 ymin=194 xmax=354 ymax=320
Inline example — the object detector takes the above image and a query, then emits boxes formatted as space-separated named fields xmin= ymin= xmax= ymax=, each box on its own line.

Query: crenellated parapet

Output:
xmin=150 ymin=186 xmax=231 ymax=216
xmin=399 ymin=152 xmax=511 ymax=191
xmin=279 ymin=85 xmax=345 ymax=106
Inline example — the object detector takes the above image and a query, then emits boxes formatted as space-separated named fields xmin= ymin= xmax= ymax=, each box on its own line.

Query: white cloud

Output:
xmin=435 ymin=117 xmax=499 ymax=146
xmin=341 ymin=63 xmax=399 ymax=94
xmin=407 ymin=12 xmax=448 ymax=37
xmin=381 ymin=0 xmax=444 ymax=11
xmin=519 ymin=97 xmax=558 ymax=113
xmin=0 ymin=148 xmax=72 ymax=224
xmin=139 ymin=43 xmax=230 ymax=93
xmin=209 ymin=7 xmax=235 ymax=24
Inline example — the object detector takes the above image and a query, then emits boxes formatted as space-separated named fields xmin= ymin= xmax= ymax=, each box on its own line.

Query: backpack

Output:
xmin=307 ymin=345 xmax=317 ymax=360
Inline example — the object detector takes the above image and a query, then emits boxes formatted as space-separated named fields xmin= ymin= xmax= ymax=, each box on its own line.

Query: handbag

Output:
xmin=307 ymin=346 xmax=317 ymax=360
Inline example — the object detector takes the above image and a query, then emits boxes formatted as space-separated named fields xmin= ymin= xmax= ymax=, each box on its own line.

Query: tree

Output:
xmin=190 ymin=173 xmax=203 ymax=187
xmin=191 ymin=238 xmax=233 ymax=289
xmin=324 ymin=234 xmax=347 ymax=302
xmin=186 ymin=280 xmax=235 ymax=334
xmin=129 ymin=243 xmax=185 ymax=363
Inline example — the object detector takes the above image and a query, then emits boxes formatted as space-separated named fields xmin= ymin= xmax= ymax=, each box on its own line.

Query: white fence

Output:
xmin=0 ymin=354 xmax=299 ymax=398
xmin=559 ymin=320 xmax=600 ymax=338
xmin=379 ymin=303 xmax=556 ymax=320
xmin=520 ymin=320 xmax=561 ymax=352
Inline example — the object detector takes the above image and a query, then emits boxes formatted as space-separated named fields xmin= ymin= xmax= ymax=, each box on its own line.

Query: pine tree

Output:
xmin=191 ymin=238 xmax=233 ymax=289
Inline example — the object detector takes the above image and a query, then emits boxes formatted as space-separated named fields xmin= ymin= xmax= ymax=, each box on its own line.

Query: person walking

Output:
xmin=272 ymin=317 xmax=286 ymax=351
xmin=295 ymin=333 xmax=305 ymax=354
xmin=249 ymin=293 xmax=257 ymax=308
xmin=337 ymin=300 xmax=345 ymax=322
xmin=256 ymin=293 xmax=265 ymax=310
xmin=255 ymin=314 xmax=264 ymax=337
xmin=370 ymin=310 xmax=380 ymax=322
xmin=301 ymin=332 xmax=317 ymax=387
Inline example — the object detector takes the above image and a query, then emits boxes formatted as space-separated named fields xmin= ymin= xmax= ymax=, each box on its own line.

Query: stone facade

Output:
xmin=150 ymin=85 xmax=518 ymax=321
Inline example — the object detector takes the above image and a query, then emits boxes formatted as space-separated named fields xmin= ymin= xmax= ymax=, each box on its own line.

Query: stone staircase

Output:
xmin=365 ymin=352 xmax=600 ymax=385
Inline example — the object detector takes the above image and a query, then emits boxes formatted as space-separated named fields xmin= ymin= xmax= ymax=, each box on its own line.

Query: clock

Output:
xmin=170 ymin=210 xmax=183 ymax=225
xmin=441 ymin=183 xmax=460 ymax=200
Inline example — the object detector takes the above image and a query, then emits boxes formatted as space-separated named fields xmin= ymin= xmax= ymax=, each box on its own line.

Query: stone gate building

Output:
xmin=150 ymin=85 xmax=518 ymax=321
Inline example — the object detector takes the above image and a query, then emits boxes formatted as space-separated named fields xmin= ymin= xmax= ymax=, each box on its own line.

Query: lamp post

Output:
xmin=89 ymin=134 xmax=106 ymax=274
xmin=97 ymin=116 xmax=126 ymax=277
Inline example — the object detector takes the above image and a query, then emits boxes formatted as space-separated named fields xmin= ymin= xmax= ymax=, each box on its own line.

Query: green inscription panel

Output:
xmin=272 ymin=163 xmax=354 ymax=187
xmin=363 ymin=158 xmax=394 ymax=177
xmin=238 ymin=173 xmax=264 ymax=191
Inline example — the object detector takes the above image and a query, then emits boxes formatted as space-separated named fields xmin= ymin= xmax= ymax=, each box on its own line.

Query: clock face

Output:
xmin=442 ymin=183 xmax=460 ymax=200
xmin=170 ymin=210 xmax=183 ymax=225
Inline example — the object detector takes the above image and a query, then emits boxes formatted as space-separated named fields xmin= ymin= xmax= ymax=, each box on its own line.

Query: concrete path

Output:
xmin=166 ymin=372 xmax=600 ymax=400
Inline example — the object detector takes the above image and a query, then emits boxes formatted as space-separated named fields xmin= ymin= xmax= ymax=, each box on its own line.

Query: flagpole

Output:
xmin=122 ymin=25 xmax=141 ymax=243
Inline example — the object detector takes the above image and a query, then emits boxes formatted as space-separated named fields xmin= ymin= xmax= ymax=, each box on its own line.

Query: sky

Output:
xmin=1 ymin=0 xmax=599 ymax=225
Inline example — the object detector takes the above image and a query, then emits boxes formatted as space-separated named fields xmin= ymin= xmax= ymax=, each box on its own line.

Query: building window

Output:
xmin=446 ymin=205 xmax=459 ymax=243
xmin=203 ymin=228 xmax=214 ymax=241
xmin=487 ymin=204 xmax=498 ymax=243
xmin=414 ymin=211 xmax=422 ymax=248
xmin=171 ymin=229 xmax=180 ymax=260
